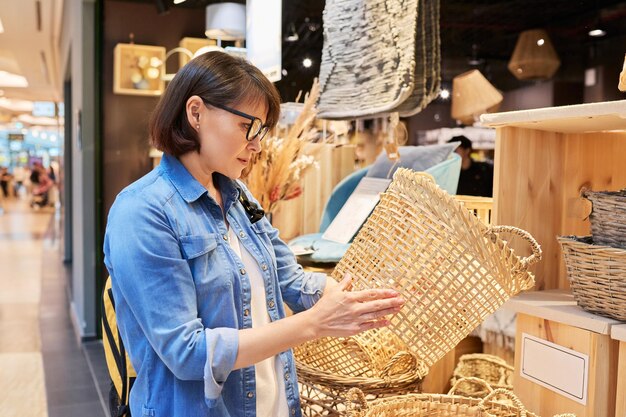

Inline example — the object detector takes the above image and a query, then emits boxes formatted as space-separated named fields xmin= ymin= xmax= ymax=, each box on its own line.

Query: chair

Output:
xmin=289 ymin=153 xmax=462 ymax=264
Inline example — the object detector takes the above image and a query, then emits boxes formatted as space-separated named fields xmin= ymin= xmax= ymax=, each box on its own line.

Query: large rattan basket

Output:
xmin=582 ymin=188 xmax=626 ymax=249
xmin=345 ymin=382 xmax=576 ymax=417
xmin=295 ymin=328 xmax=428 ymax=416
xmin=557 ymin=235 xmax=626 ymax=321
xmin=332 ymin=168 xmax=540 ymax=368
xmin=450 ymin=354 xmax=514 ymax=398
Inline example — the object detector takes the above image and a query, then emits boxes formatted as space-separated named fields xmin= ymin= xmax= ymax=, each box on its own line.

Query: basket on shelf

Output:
xmin=295 ymin=327 xmax=428 ymax=416
xmin=332 ymin=168 xmax=540 ymax=368
xmin=450 ymin=354 xmax=514 ymax=397
xmin=557 ymin=235 xmax=626 ymax=321
xmin=345 ymin=379 xmax=576 ymax=417
xmin=582 ymin=188 xmax=626 ymax=249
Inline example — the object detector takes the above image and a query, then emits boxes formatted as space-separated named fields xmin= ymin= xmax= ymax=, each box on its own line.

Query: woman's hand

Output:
xmin=308 ymin=272 xmax=404 ymax=338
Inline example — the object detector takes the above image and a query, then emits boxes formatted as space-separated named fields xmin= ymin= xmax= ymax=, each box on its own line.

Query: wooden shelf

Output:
xmin=481 ymin=99 xmax=626 ymax=133
xmin=613 ymin=324 xmax=626 ymax=342
xmin=505 ymin=290 xmax=621 ymax=335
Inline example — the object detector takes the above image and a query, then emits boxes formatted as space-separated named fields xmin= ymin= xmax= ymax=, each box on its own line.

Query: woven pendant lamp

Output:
xmin=508 ymin=29 xmax=560 ymax=80
xmin=451 ymin=69 xmax=503 ymax=125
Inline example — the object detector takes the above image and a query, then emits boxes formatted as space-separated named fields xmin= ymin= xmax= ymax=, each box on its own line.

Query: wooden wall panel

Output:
xmin=494 ymin=127 xmax=626 ymax=290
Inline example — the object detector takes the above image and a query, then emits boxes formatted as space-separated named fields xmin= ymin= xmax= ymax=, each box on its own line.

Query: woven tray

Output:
xmin=295 ymin=328 xmax=428 ymax=416
xmin=332 ymin=168 xmax=540 ymax=368
xmin=558 ymin=235 xmax=626 ymax=321
xmin=582 ymin=188 xmax=626 ymax=249
xmin=450 ymin=354 xmax=514 ymax=397
xmin=346 ymin=382 xmax=576 ymax=417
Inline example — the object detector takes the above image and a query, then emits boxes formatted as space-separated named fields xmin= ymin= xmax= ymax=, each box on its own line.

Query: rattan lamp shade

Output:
xmin=451 ymin=70 xmax=503 ymax=125
xmin=508 ymin=29 xmax=560 ymax=80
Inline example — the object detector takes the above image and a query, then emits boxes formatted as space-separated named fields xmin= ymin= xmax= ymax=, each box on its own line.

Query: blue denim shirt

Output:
xmin=103 ymin=154 xmax=327 ymax=417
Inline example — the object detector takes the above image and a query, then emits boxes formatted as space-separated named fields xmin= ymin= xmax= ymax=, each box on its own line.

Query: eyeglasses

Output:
xmin=204 ymin=101 xmax=270 ymax=141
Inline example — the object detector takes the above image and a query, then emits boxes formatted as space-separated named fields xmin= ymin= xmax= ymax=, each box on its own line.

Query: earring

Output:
xmin=196 ymin=124 xmax=200 ymax=130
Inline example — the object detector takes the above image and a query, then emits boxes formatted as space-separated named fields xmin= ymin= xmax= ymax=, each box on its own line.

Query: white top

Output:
xmin=480 ymin=99 xmax=626 ymax=133
xmin=504 ymin=289 xmax=621 ymax=335
xmin=612 ymin=324 xmax=626 ymax=342
xmin=228 ymin=228 xmax=289 ymax=417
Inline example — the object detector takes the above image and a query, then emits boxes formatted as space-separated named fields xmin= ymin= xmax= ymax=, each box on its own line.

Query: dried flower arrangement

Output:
xmin=241 ymin=79 xmax=321 ymax=214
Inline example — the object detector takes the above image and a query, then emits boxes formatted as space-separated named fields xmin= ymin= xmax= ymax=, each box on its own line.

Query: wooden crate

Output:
xmin=613 ymin=324 xmax=626 ymax=417
xmin=482 ymin=100 xmax=626 ymax=290
xmin=113 ymin=43 xmax=165 ymax=96
xmin=507 ymin=290 xmax=620 ymax=417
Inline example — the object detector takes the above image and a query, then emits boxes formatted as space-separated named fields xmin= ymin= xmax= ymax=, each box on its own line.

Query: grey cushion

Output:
xmin=366 ymin=143 xmax=459 ymax=179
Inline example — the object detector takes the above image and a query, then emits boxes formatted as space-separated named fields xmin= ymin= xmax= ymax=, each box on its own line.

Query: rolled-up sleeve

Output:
xmin=104 ymin=191 xmax=238 ymax=400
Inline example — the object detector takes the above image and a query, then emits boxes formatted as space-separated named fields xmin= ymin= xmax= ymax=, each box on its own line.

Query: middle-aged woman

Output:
xmin=103 ymin=51 xmax=404 ymax=417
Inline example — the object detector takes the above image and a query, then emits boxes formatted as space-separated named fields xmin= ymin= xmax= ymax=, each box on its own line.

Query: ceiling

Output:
xmin=1 ymin=0 xmax=625 ymax=106
xmin=0 ymin=0 xmax=64 ymax=104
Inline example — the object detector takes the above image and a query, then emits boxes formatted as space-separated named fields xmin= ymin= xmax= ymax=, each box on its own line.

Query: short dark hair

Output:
xmin=448 ymin=135 xmax=472 ymax=150
xmin=149 ymin=51 xmax=281 ymax=156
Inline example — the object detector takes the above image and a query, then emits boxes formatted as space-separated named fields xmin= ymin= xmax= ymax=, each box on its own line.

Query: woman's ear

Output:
xmin=185 ymin=95 xmax=204 ymax=130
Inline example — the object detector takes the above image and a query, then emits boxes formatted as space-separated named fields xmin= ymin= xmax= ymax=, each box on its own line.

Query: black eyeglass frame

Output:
xmin=203 ymin=100 xmax=270 ymax=142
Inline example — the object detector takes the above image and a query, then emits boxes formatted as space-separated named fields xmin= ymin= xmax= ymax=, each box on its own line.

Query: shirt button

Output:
xmin=284 ymin=372 xmax=290 ymax=380
xmin=247 ymin=391 xmax=254 ymax=398
xmin=291 ymin=408 xmax=296 ymax=415
xmin=268 ymin=300 xmax=275 ymax=308
xmin=222 ymin=234 xmax=229 ymax=241
xmin=243 ymin=309 xmax=250 ymax=317
xmin=240 ymin=268 xmax=246 ymax=275
xmin=261 ymin=264 xmax=268 ymax=271
xmin=239 ymin=231 xmax=246 ymax=238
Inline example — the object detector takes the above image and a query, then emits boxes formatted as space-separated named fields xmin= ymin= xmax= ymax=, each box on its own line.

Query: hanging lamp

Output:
xmin=508 ymin=29 xmax=560 ymax=80
xmin=451 ymin=69 xmax=503 ymax=125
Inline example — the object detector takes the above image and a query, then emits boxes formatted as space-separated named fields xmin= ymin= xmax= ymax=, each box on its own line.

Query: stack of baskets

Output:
xmin=450 ymin=354 xmax=513 ymax=398
xmin=558 ymin=188 xmax=626 ymax=321
xmin=295 ymin=328 xmax=428 ymax=416
xmin=345 ymin=378 xmax=576 ymax=417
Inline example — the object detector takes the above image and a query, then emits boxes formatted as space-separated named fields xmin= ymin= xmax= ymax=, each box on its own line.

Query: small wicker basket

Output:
xmin=450 ymin=354 xmax=514 ymax=397
xmin=332 ymin=168 xmax=540 ymax=368
xmin=295 ymin=328 xmax=428 ymax=416
xmin=345 ymin=381 xmax=576 ymax=417
xmin=582 ymin=188 xmax=626 ymax=249
xmin=558 ymin=235 xmax=626 ymax=321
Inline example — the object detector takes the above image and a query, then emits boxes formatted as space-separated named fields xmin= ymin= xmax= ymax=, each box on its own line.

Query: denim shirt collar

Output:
xmin=160 ymin=153 xmax=239 ymax=212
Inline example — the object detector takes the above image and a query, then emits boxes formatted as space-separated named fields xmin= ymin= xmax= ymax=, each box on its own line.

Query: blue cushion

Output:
xmin=288 ymin=233 xmax=350 ymax=263
xmin=318 ymin=167 xmax=369 ymax=233
xmin=366 ymin=143 xmax=459 ymax=179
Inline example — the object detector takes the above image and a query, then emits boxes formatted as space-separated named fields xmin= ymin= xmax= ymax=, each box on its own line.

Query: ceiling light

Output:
xmin=588 ymin=28 xmax=606 ymax=37
xmin=0 ymin=71 xmax=29 ymax=88
xmin=173 ymin=0 xmax=187 ymax=4
xmin=536 ymin=38 xmax=545 ymax=46
xmin=302 ymin=58 xmax=312 ymax=68
xmin=285 ymin=22 xmax=299 ymax=42
xmin=439 ymin=88 xmax=450 ymax=99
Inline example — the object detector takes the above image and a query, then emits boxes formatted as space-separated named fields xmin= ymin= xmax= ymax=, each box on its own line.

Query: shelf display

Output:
xmin=113 ymin=43 xmax=165 ymax=96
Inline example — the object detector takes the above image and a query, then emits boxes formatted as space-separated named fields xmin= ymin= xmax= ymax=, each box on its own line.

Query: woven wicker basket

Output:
xmin=295 ymin=328 xmax=428 ymax=416
xmin=317 ymin=0 xmax=419 ymax=118
xmin=345 ymin=383 xmax=576 ymax=417
xmin=558 ymin=235 xmax=626 ymax=321
xmin=450 ymin=355 xmax=514 ymax=398
xmin=582 ymin=188 xmax=626 ymax=249
xmin=332 ymin=168 xmax=540 ymax=368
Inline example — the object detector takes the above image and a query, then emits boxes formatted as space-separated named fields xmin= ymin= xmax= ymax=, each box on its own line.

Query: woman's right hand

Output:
xmin=308 ymin=272 xmax=404 ymax=338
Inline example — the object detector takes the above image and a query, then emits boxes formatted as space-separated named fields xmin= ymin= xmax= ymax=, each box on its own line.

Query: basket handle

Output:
xmin=487 ymin=225 xmax=542 ymax=267
xmin=448 ymin=377 xmax=494 ymax=395
xmin=346 ymin=387 xmax=368 ymax=416
xmin=478 ymin=388 xmax=526 ymax=417
xmin=379 ymin=351 xmax=417 ymax=379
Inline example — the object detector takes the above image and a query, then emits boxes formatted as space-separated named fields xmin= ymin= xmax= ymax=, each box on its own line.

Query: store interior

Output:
xmin=0 ymin=0 xmax=625 ymax=416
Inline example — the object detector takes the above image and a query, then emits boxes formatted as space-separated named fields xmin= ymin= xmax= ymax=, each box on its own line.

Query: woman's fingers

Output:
xmin=352 ymin=288 xmax=401 ymax=302
xmin=357 ymin=305 xmax=402 ymax=322
xmin=338 ymin=272 xmax=353 ymax=291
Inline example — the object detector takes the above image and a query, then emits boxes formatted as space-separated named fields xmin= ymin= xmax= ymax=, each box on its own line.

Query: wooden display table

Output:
xmin=506 ymin=290 xmax=620 ymax=417
xmin=482 ymin=100 xmax=626 ymax=290
xmin=612 ymin=324 xmax=626 ymax=417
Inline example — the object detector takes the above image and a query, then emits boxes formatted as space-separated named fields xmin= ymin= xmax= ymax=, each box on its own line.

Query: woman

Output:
xmin=104 ymin=51 xmax=403 ymax=417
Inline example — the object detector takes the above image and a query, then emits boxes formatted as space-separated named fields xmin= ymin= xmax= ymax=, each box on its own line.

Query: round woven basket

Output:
xmin=450 ymin=354 xmax=514 ymax=397
xmin=345 ymin=381 xmax=576 ymax=417
xmin=583 ymin=188 xmax=626 ymax=249
xmin=295 ymin=328 xmax=428 ymax=416
xmin=558 ymin=235 xmax=626 ymax=321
